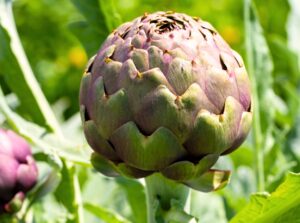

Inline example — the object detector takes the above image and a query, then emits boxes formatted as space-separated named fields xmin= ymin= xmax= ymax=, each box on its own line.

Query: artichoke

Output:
xmin=80 ymin=12 xmax=252 ymax=190
xmin=0 ymin=129 xmax=38 ymax=214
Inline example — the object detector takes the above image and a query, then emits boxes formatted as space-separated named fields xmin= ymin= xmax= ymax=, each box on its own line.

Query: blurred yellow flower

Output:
xmin=68 ymin=46 xmax=87 ymax=68
xmin=220 ymin=26 xmax=241 ymax=45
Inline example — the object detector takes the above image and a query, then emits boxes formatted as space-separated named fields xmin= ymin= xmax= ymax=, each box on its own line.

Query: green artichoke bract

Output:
xmin=80 ymin=11 xmax=252 ymax=191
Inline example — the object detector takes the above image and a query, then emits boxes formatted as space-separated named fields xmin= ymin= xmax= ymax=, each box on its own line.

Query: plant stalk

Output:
xmin=72 ymin=166 xmax=84 ymax=223
xmin=0 ymin=0 xmax=62 ymax=136
xmin=244 ymin=0 xmax=265 ymax=192
xmin=145 ymin=173 xmax=190 ymax=223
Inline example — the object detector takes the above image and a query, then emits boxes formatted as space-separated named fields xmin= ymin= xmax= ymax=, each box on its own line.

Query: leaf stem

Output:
xmin=72 ymin=166 xmax=84 ymax=223
xmin=244 ymin=0 xmax=265 ymax=192
xmin=0 ymin=0 xmax=62 ymax=136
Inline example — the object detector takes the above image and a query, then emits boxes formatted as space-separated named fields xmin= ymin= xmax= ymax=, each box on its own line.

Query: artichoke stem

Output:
xmin=145 ymin=173 xmax=190 ymax=223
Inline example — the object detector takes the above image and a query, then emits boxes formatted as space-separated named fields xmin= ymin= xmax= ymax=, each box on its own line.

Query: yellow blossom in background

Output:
xmin=68 ymin=46 xmax=87 ymax=68
xmin=220 ymin=25 xmax=241 ymax=45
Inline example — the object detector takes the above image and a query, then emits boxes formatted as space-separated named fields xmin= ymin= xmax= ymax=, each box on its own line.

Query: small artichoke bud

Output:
xmin=80 ymin=12 xmax=252 ymax=191
xmin=0 ymin=129 xmax=38 ymax=214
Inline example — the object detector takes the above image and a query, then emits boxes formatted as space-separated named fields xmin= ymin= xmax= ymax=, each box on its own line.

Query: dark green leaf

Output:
xmin=70 ymin=0 xmax=121 ymax=56
xmin=71 ymin=0 xmax=107 ymax=30
xmin=69 ymin=21 xmax=104 ymax=57
xmin=99 ymin=0 xmax=122 ymax=31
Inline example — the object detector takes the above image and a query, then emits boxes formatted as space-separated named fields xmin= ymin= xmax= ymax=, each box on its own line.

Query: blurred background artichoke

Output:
xmin=0 ymin=129 xmax=38 ymax=214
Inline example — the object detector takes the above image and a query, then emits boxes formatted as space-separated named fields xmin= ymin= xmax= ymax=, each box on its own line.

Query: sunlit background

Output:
xmin=0 ymin=0 xmax=299 ymax=222
xmin=7 ymin=0 xmax=290 ymax=117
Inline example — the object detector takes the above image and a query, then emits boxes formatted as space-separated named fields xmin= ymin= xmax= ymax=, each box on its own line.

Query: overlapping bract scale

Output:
xmin=80 ymin=11 xmax=252 ymax=191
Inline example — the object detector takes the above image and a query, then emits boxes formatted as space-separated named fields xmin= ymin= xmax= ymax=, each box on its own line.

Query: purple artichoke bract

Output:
xmin=0 ymin=129 xmax=38 ymax=214
xmin=80 ymin=12 xmax=252 ymax=191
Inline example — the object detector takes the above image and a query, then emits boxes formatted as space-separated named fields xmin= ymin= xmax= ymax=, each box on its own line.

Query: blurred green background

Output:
xmin=1 ymin=0 xmax=300 ymax=222
xmin=7 ymin=0 xmax=290 ymax=118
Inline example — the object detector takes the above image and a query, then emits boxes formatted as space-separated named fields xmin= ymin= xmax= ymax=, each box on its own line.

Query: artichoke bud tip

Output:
xmin=104 ymin=57 xmax=112 ymax=64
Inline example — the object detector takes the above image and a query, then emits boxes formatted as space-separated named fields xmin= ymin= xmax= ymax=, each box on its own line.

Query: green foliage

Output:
xmin=230 ymin=173 xmax=300 ymax=223
xmin=0 ymin=0 xmax=300 ymax=222
xmin=70 ymin=0 xmax=122 ymax=56
xmin=116 ymin=178 xmax=147 ymax=223
xmin=84 ymin=203 xmax=130 ymax=223
xmin=0 ymin=10 xmax=60 ymax=133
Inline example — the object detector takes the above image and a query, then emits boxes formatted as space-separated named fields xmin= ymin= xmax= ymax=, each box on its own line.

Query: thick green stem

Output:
xmin=145 ymin=173 xmax=190 ymax=223
xmin=244 ymin=0 xmax=265 ymax=192
xmin=72 ymin=165 xmax=84 ymax=223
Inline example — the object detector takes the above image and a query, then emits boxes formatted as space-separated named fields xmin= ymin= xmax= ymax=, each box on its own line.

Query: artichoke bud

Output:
xmin=80 ymin=12 xmax=252 ymax=191
xmin=0 ymin=129 xmax=38 ymax=214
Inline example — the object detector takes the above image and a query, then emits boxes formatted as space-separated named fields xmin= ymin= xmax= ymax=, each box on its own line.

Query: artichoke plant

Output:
xmin=80 ymin=11 xmax=252 ymax=191
xmin=0 ymin=129 xmax=38 ymax=214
